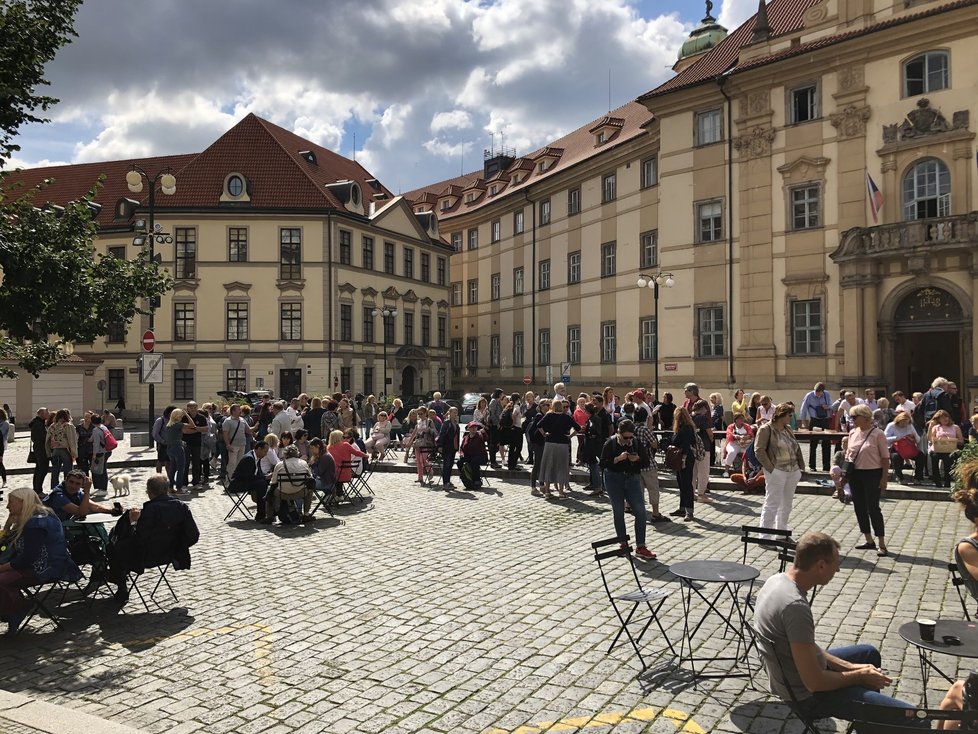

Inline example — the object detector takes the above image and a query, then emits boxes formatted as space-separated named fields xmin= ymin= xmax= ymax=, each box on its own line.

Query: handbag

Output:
xmin=841 ymin=427 xmax=876 ymax=485
xmin=933 ymin=437 xmax=959 ymax=455
xmin=27 ymin=450 xmax=37 ymax=464
xmin=893 ymin=436 xmax=918 ymax=460
xmin=665 ymin=445 xmax=685 ymax=471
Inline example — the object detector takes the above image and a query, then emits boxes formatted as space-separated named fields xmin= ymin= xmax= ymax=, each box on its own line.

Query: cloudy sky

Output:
xmin=9 ymin=0 xmax=758 ymax=192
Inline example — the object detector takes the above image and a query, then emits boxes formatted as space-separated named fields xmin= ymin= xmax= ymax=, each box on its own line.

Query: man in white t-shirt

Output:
xmin=891 ymin=391 xmax=915 ymax=415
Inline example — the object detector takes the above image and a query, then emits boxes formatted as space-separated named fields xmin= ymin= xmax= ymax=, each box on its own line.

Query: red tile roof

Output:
xmin=640 ymin=0 xmax=978 ymax=102
xmin=404 ymin=100 xmax=653 ymax=218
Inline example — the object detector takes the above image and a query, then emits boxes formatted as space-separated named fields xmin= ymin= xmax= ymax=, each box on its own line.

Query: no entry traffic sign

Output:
xmin=142 ymin=330 xmax=156 ymax=352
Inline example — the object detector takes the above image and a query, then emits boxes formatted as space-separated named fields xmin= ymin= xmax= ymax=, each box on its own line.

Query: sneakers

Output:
xmin=531 ymin=488 xmax=543 ymax=497
xmin=634 ymin=546 xmax=657 ymax=560
xmin=684 ymin=512 xmax=694 ymax=522
xmin=668 ymin=509 xmax=686 ymax=517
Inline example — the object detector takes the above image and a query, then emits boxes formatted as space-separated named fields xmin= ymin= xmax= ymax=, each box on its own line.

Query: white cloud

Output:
xmin=422 ymin=138 xmax=473 ymax=158
xmin=718 ymin=0 xmax=759 ymax=32
xmin=430 ymin=110 xmax=473 ymax=133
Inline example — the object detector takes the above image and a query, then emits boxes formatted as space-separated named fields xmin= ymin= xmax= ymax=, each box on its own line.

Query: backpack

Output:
xmin=500 ymin=408 xmax=514 ymax=430
xmin=457 ymin=458 xmax=478 ymax=490
xmin=922 ymin=389 xmax=941 ymax=422
xmin=101 ymin=426 xmax=118 ymax=452
xmin=693 ymin=431 xmax=707 ymax=462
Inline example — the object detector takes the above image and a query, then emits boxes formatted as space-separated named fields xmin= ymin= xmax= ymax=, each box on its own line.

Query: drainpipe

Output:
xmin=526 ymin=190 xmax=536 ymax=384
xmin=717 ymin=74 xmax=736 ymax=388
xmin=326 ymin=213 xmax=333 ymax=391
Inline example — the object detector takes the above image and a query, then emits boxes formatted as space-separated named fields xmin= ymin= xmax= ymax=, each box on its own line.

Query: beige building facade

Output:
xmin=410 ymin=0 xmax=978 ymax=407
xmin=7 ymin=115 xmax=452 ymax=422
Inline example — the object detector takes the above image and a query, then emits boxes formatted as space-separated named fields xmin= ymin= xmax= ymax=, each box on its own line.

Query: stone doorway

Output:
xmin=889 ymin=286 xmax=964 ymax=394
xmin=401 ymin=365 xmax=416 ymax=397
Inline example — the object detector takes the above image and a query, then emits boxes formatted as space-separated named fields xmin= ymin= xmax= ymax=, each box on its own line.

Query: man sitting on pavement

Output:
xmin=44 ymin=470 xmax=120 ymax=522
xmin=754 ymin=530 xmax=965 ymax=727
xmin=107 ymin=474 xmax=200 ymax=604
xmin=227 ymin=440 xmax=270 ymax=522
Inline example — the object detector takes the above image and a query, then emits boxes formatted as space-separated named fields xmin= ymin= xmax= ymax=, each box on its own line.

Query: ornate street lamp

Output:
xmin=636 ymin=270 xmax=675 ymax=399
xmin=371 ymin=307 xmax=397 ymax=398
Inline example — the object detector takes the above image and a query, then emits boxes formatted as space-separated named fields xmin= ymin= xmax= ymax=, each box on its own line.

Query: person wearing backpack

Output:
xmin=921 ymin=377 xmax=953 ymax=424
xmin=89 ymin=414 xmax=114 ymax=496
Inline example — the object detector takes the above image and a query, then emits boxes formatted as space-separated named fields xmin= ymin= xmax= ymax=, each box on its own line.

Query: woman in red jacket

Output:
xmin=326 ymin=429 xmax=366 ymax=487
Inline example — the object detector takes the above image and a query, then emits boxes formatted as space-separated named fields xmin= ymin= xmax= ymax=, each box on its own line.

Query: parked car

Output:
xmin=459 ymin=392 xmax=490 ymax=425
xmin=216 ymin=390 xmax=275 ymax=410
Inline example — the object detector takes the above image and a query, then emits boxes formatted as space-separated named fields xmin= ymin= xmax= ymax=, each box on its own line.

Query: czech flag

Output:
xmin=866 ymin=171 xmax=884 ymax=224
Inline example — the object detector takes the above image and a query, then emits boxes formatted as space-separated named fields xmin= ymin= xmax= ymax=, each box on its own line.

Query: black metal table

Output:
xmin=899 ymin=619 xmax=978 ymax=706
xmin=669 ymin=559 xmax=759 ymax=679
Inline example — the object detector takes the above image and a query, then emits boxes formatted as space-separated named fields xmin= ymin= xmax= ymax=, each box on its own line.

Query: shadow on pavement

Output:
xmin=728 ymin=700 xmax=842 ymax=732
xmin=97 ymin=607 xmax=195 ymax=651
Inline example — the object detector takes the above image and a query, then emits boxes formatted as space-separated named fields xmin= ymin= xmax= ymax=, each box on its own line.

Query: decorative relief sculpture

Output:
xmin=830 ymin=105 xmax=871 ymax=139
xmin=733 ymin=126 xmax=776 ymax=159
xmin=838 ymin=66 xmax=864 ymax=91
xmin=882 ymin=98 xmax=968 ymax=143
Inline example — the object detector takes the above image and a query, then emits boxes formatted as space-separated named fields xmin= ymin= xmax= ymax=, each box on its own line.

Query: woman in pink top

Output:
xmin=573 ymin=397 xmax=589 ymax=466
xmin=326 ymin=430 xmax=366 ymax=486
xmin=928 ymin=409 xmax=965 ymax=488
xmin=844 ymin=404 xmax=890 ymax=556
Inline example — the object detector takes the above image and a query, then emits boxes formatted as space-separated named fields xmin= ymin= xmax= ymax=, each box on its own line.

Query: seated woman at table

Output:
xmin=722 ymin=415 xmax=754 ymax=475
xmin=885 ymin=412 xmax=924 ymax=485
xmin=0 ymin=487 xmax=81 ymax=633
xmin=44 ymin=469 xmax=119 ymax=522
xmin=364 ymin=411 xmax=392 ymax=460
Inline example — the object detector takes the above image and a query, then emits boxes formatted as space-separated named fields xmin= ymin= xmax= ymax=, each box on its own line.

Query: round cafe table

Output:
xmin=669 ymin=560 xmax=759 ymax=679
xmin=899 ymin=619 xmax=978 ymax=706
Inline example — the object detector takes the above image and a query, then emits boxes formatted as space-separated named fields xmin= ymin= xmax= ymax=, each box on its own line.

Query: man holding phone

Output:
xmin=599 ymin=419 xmax=656 ymax=560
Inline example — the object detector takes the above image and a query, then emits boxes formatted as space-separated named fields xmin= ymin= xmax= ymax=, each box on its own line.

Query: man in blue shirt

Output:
xmin=44 ymin=470 xmax=117 ymax=522
xmin=799 ymin=383 xmax=833 ymax=472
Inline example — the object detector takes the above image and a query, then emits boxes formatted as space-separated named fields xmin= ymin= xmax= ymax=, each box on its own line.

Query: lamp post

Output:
xmin=372 ymin=307 xmax=397 ymax=399
xmin=636 ymin=270 xmax=675 ymax=399
xmin=126 ymin=167 xmax=176 ymax=436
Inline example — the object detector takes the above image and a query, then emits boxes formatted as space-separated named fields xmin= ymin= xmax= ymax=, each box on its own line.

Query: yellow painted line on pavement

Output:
xmin=483 ymin=705 xmax=707 ymax=734
xmin=118 ymin=623 xmax=275 ymax=684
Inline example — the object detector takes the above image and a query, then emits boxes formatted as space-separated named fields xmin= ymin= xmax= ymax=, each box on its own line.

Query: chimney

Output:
xmin=752 ymin=0 xmax=771 ymax=43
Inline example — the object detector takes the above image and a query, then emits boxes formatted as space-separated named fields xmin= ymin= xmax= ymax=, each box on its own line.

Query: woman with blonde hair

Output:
xmin=0 ymin=488 xmax=81 ymax=632
xmin=845 ymin=403 xmax=890 ymax=555
xmin=730 ymin=389 xmax=748 ymax=421
xmin=260 ymin=433 xmax=281 ymax=478
xmin=163 ymin=408 xmax=188 ymax=492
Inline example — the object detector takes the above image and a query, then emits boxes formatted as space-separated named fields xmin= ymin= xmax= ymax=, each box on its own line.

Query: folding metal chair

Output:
xmin=751 ymin=623 xmax=829 ymax=734
xmin=349 ymin=458 xmax=375 ymax=497
xmin=850 ymin=700 xmax=978 ymax=732
xmin=125 ymin=563 xmax=179 ymax=612
xmin=591 ymin=535 xmax=675 ymax=671
xmin=339 ymin=461 xmax=366 ymax=503
xmin=741 ymin=525 xmax=794 ymax=567
xmin=949 ymin=562 xmax=975 ymax=621
xmin=223 ymin=483 xmax=255 ymax=522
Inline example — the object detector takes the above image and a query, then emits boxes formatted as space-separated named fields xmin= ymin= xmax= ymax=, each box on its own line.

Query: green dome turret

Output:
xmin=678 ymin=1 xmax=728 ymax=62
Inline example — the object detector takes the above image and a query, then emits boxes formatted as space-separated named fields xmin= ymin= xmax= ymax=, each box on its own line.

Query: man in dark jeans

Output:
xmin=228 ymin=441 xmax=270 ymax=521
xmin=29 ymin=407 xmax=50 ymax=495
xmin=183 ymin=401 xmax=208 ymax=487
xmin=799 ymin=382 xmax=833 ymax=472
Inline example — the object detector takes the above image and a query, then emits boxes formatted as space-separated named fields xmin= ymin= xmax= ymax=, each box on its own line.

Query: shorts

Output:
xmin=156 ymin=442 xmax=168 ymax=462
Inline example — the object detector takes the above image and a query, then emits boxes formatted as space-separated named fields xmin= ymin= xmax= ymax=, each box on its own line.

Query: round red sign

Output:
xmin=141 ymin=330 xmax=155 ymax=352
xmin=522 ymin=376 xmax=532 ymax=385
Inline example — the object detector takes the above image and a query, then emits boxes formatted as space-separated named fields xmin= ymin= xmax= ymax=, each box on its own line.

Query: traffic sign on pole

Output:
xmin=139 ymin=353 xmax=164 ymax=384
xmin=522 ymin=376 xmax=532 ymax=385
xmin=141 ymin=330 xmax=156 ymax=352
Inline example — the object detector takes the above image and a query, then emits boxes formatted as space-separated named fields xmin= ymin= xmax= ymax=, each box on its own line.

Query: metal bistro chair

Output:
xmin=591 ymin=535 xmax=675 ymax=671
xmin=123 ymin=563 xmax=179 ymax=613
xmin=740 ymin=526 xmax=818 ymax=606
xmin=349 ymin=456 xmax=375 ymax=497
xmin=949 ymin=562 xmax=976 ymax=621
xmin=751 ymin=623 xmax=829 ymax=734
xmin=338 ymin=461 xmax=367 ymax=503
xmin=850 ymin=700 xmax=978 ymax=732
xmin=222 ymin=478 xmax=256 ymax=522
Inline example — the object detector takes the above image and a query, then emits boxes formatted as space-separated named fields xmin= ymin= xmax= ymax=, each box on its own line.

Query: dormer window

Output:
xmin=512 ymin=174 xmax=522 ymax=186
xmin=299 ymin=150 xmax=317 ymax=165
xmin=538 ymin=161 xmax=548 ymax=173
xmin=465 ymin=193 xmax=475 ymax=204
xmin=227 ymin=175 xmax=244 ymax=197
xmin=596 ymin=131 xmax=607 ymax=145
xmin=489 ymin=185 xmax=498 ymax=196
xmin=350 ymin=184 xmax=360 ymax=206
xmin=221 ymin=173 xmax=251 ymax=204
xmin=440 ymin=199 xmax=452 ymax=211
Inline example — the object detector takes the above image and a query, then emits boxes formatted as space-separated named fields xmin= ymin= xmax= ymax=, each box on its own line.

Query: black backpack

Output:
xmin=922 ymin=389 xmax=941 ymax=422
xmin=500 ymin=408 xmax=514 ymax=430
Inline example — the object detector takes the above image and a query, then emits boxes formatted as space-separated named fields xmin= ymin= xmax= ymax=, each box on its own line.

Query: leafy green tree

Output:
xmin=0 ymin=0 xmax=171 ymax=377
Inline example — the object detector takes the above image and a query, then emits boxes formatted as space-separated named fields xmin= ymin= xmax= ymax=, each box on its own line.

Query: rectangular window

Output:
xmin=601 ymin=241 xmax=616 ymax=277
xmin=363 ymin=307 xmax=374 ymax=343
xmin=173 ymin=369 xmax=194 ymax=401
xmin=280 ymin=302 xmax=301 ymax=341
xmin=601 ymin=322 xmax=616 ymax=363
xmin=904 ymin=51 xmax=949 ymax=97
xmin=107 ymin=246 xmax=126 ymax=260
xmin=539 ymin=260 xmax=550 ymax=290
xmin=280 ymin=227 xmax=301 ymax=280
xmin=451 ymin=232 xmax=462 ymax=252
xmin=403 ymin=247 xmax=414 ymax=279
xmin=436 ymin=256 xmax=447 ymax=286
xmin=340 ymin=367 xmax=351 ymax=393
xmin=228 ymin=227 xmax=248 ymax=262
xmin=567 ymin=326 xmax=581 ymax=365
xmin=362 ymin=236 xmax=374 ymax=270
xmin=640 ymin=230 xmax=658 ymax=268
xmin=697 ymin=306 xmax=725 ymax=357
xmin=384 ymin=313 xmax=395 ymax=345
xmin=640 ymin=318 xmax=657 ymax=361
xmin=641 ymin=157 xmax=658 ymax=188
xmin=452 ymin=282 xmax=462 ymax=306
xmin=421 ymin=314 xmax=431 ymax=347
xmin=175 ymin=227 xmax=196 ymax=279
xmin=568 ymin=187 xmax=581 ymax=215
xmin=791 ymin=185 xmax=821 ymax=230
xmin=513 ymin=332 xmax=524 ymax=367
xmin=420 ymin=252 xmax=430 ymax=282
xmin=792 ymin=299 xmax=823 ymax=355
xmin=513 ymin=267 xmax=524 ymax=295
xmin=226 ymin=302 xmax=248 ymax=341
xmin=467 ymin=337 xmax=478 ymax=368
xmin=384 ymin=241 xmax=395 ymax=274
xmin=490 ymin=273 xmax=501 ymax=301
xmin=491 ymin=219 xmax=501 ymax=243
xmin=340 ymin=304 xmax=352 ymax=342
xmin=437 ymin=316 xmax=446 ymax=348
xmin=602 ymin=172 xmax=617 ymax=203
xmin=339 ymin=229 xmax=352 ymax=265
xmin=174 ymin=303 xmax=195 ymax=341
xmin=106 ymin=320 xmax=126 ymax=343
xmin=514 ymin=210 xmax=524 ymax=234
xmin=107 ymin=369 xmax=125 ymax=401
xmin=538 ymin=329 xmax=550 ymax=367
xmin=362 ymin=367 xmax=374 ymax=397
xmin=695 ymin=109 xmax=722 ymax=145
xmin=467 ymin=228 xmax=478 ymax=250
xmin=467 ymin=279 xmax=478 ymax=304
xmin=403 ymin=311 xmax=414 ymax=345
xmin=227 ymin=369 xmax=247 ymax=392
xmin=697 ymin=200 xmax=723 ymax=243
xmin=490 ymin=335 xmax=500 ymax=368
xmin=540 ymin=199 xmax=551 ymax=225
xmin=568 ymin=251 xmax=581 ymax=284
xmin=789 ymin=84 xmax=818 ymax=124
xmin=452 ymin=339 xmax=463 ymax=370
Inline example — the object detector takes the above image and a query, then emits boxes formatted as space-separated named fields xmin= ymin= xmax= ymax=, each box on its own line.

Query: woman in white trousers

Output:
xmin=754 ymin=403 xmax=806 ymax=533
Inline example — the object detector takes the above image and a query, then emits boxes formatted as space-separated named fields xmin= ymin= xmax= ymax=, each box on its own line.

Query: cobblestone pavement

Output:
xmin=0 ymin=465 xmax=969 ymax=734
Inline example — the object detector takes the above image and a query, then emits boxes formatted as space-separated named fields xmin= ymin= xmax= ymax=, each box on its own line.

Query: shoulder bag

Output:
xmin=841 ymin=427 xmax=875 ymax=485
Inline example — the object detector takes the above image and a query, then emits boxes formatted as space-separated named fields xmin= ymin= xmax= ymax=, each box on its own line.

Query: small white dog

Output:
xmin=110 ymin=473 xmax=131 ymax=496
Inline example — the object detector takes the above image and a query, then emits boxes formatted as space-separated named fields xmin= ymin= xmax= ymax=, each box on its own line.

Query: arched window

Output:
xmin=902 ymin=158 xmax=950 ymax=221
xmin=903 ymin=51 xmax=949 ymax=97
